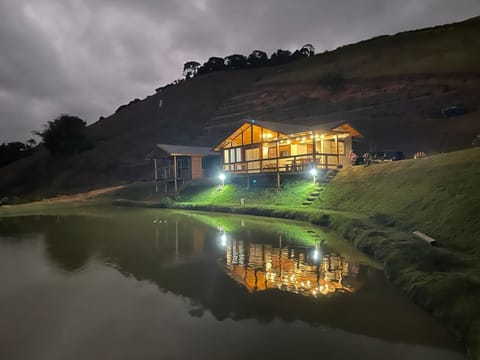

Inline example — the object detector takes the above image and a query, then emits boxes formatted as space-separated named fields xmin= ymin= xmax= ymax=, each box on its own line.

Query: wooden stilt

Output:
xmin=153 ymin=159 xmax=158 ymax=193
xmin=173 ymin=155 xmax=178 ymax=193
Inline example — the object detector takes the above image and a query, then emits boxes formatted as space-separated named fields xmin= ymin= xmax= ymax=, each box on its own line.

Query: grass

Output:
xmin=321 ymin=147 xmax=480 ymax=253
xmin=176 ymin=179 xmax=318 ymax=206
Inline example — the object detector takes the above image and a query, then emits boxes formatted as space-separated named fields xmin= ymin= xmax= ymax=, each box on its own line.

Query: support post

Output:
xmin=153 ymin=159 xmax=158 ymax=193
xmin=320 ymin=136 xmax=325 ymax=168
xmin=312 ymin=132 xmax=317 ymax=168
xmin=335 ymin=134 xmax=339 ymax=166
xmin=173 ymin=155 xmax=178 ymax=193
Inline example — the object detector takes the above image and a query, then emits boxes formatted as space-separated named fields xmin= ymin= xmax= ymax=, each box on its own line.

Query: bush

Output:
xmin=35 ymin=114 xmax=93 ymax=156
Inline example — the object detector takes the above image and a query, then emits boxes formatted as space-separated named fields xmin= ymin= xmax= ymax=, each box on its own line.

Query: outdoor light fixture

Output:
xmin=218 ymin=173 xmax=226 ymax=187
xmin=310 ymin=168 xmax=318 ymax=184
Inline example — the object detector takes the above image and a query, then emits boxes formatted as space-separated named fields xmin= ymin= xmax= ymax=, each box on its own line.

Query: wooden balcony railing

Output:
xmin=223 ymin=153 xmax=341 ymax=175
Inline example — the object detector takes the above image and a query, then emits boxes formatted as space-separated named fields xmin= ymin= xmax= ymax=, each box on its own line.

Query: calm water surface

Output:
xmin=0 ymin=208 xmax=465 ymax=360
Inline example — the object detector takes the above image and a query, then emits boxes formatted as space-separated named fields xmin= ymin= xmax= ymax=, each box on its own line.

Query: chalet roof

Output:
xmin=251 ymin=120 xmax=311 ymax=135
xmin=214 ymin=119 xmax=362 ymax=151
xmin=154 ymin=144 xmax=217 ymax=157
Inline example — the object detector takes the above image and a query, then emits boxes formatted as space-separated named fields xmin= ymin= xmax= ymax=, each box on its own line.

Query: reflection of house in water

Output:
xmin=224 ymin=240 xmax=360 ymax=297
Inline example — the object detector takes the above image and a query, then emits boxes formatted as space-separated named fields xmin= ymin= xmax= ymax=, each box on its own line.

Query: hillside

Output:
xmin=1 ymin=16 xmax=480 ymax=199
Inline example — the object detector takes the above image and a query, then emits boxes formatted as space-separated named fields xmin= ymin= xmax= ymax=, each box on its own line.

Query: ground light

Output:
xmin=310 ymin=168 xmax=318 ymax=184
xmin=218 ymin=173 xmax=226 ymax=188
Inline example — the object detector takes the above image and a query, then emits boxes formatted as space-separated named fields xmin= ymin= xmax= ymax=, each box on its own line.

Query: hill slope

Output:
xmin=1 ymin=16 xmax=480 ymax=199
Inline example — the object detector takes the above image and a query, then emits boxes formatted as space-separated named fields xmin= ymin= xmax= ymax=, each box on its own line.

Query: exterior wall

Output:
xmin=338 ymin=137 xmax=352 ymax=166
xmin=191 ymin=156 xmax=203 ymax=179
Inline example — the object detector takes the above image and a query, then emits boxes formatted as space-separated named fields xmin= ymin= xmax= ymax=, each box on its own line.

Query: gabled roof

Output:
xmin=214 ymin=119 xmax=363 ymax=151
xmin=251 ymin=120 xmax=311 ymax=135
xmin=149 ymin=144 xmax=217 ymax=158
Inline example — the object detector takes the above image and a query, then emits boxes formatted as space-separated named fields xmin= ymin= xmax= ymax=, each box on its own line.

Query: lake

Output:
xmin=0 ymin=207 xmax=465 ymax=359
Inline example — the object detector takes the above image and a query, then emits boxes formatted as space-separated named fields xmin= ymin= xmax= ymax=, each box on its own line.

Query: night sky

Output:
xmin=1 ymin=0 xmax=479 ymax=142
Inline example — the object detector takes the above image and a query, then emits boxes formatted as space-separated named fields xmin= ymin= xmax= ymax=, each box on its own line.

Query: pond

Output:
xmin=0 ymin=207 xmax=465 ymax=360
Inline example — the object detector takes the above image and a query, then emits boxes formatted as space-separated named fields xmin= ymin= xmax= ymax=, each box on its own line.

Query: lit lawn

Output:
xmin=176 ymin=179 xmax=318 ymax=207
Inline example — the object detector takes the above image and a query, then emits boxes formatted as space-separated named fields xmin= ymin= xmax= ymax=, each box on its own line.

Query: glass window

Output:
xmin=230 ymin=148 xmax=236 ymax=163
xmin=224 ymin=149 xmax=229 ymax=163
xmin=236 ymin=148 xmax=242 ymax=162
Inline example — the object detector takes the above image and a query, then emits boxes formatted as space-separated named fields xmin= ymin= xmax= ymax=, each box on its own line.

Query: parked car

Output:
xmin=354 ymin=151 xmax=405 ymax=166
xmin=370 ymin=151 xmax=405 ymax=162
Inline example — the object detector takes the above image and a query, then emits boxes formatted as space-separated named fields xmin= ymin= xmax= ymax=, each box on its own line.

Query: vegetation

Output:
xmin=0 ymin=139 xmax=36 ymax=168
xmin=321 ymin=147 xmax=480 ymax=252
xmin=184 ymin=44 xmax=316 ymax=79
xmin=35 ymin=114 xmax=93 ymax=156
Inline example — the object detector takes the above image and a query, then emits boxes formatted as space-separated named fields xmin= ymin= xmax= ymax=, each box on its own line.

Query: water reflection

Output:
xmin=224 ymin=238 xmax=360 ymax=297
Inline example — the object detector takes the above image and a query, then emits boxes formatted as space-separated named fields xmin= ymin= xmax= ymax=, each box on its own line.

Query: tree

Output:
xmin=247 ymin=50 xmax=268 ymax=67
xmin=35 ymin=114 xmax=92 ymax=156
xmin=197 ymin=57 xmax=226 ymax=75
xmin=183 ymin=61 xmax=201 ymax=79
xmin=0 ymin=141 xmax=34 ymax=167
xmin=224 ymin=54 xmax=248 ymax=70
xmin=269 ymin=49 xmax=292 ymax=65
xmin=300 ymin=44 xmax=315 ymax=57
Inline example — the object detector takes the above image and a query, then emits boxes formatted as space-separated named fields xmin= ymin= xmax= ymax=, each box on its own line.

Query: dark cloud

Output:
xmin=0 ymin=0 xmax=479 ymax=142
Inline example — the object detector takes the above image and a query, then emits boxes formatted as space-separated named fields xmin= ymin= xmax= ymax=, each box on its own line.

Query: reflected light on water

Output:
xmin=222 ymin=238 xmax=359 ymax=298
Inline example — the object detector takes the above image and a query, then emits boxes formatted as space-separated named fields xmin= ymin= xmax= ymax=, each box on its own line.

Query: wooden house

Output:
xmin=214 ymin=120 xmax=362 ymax=178
xmin=147 ymin=144 xmax=220 ymax=192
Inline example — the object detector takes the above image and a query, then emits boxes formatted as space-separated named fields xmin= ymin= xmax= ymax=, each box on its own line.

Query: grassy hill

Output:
xmin=1 ymin=16 xmax=479 ymax=200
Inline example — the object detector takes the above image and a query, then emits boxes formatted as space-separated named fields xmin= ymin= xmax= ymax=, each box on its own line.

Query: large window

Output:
xmin=224 ymin=147 xmax=243 ymax=163
xmin=323 ymin=140 xmax=345 ymax=155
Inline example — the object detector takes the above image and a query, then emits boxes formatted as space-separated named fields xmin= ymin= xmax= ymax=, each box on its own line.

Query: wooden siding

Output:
xmin=191 ymin=156 xmax=203 ymax=179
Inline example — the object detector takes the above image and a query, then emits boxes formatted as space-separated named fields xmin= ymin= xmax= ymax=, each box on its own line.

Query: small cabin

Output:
xmin=214 ymin=120 xmax=362 ymax=175
xmin=147 ymin=144 xmax=220 ymax=192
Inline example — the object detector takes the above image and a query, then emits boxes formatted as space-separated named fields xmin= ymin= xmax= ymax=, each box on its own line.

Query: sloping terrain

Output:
xmin=1 ymin=16 xmax=479 ymax=199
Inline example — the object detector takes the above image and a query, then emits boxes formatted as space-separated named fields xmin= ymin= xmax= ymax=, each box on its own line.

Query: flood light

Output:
xmin=218 ymin=173 xmax=226 ymax=187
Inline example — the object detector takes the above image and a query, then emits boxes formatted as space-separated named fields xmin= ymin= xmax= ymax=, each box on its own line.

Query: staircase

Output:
xmin=302 ymin=169 xmax=339 ymax=206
